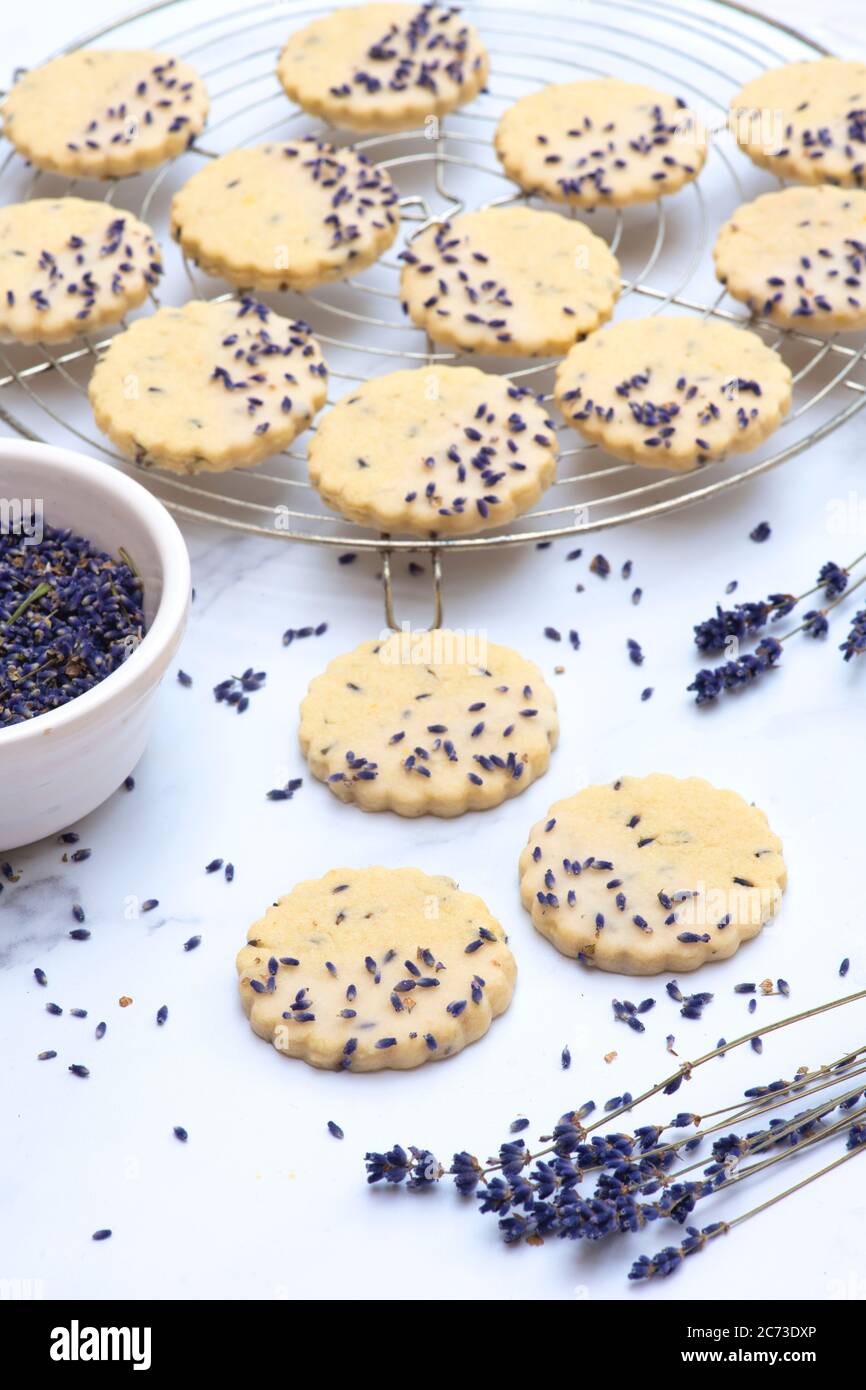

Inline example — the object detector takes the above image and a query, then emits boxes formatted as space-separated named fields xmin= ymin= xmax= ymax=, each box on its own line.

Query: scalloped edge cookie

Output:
xmin=519 ymin=774 xmax=787 ymax=976
xmin=299 ymin=629 xmax=559 ymax=817
xmin=237 ymin=865 xmax=516 ymax=1070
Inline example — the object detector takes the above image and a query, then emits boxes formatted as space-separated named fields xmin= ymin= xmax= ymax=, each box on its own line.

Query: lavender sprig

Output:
xmin=364 ymin=988 xmax=866 ymax=1282
xmin=689 ymin=553 xmax=866 ymax=704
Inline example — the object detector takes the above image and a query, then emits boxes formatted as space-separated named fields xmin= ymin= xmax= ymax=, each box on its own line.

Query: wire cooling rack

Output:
xmin=1 ymin=0 xmax=864 ymax=560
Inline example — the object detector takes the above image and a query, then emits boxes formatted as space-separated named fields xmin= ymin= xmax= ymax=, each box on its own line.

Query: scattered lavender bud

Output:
xmin=183 ymin=935 xmax=201 ymax=951
xmin=38 ymin=1050 xmax=57 ymax=1061
xmin=561 ymin=1045 xmax=571 ymax=1070
xmin=173 ymin=1126 xmax=188 ymax=1143
xmin=750 ymin=521 xmax=771 ymax=542
xmin=92 ymin=1229 xmax=111 ymax=1241
xmin=327 ymin=1120 xmax=344 ymax=1140
xmin=177 ymin=670 xmax=193 ymax=687
xmin=156 ymin=1005 xmax=168 ymax=1026
xmin=34 ymin=967 xmax=47 ymax=987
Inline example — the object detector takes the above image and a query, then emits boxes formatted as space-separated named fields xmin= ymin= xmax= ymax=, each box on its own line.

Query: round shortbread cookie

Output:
xmin=494 ymin=78 xmax=706 ymax=209
xmin=519 ymin=774 xmax=787 ymax=976
xmin=308 ymin=365 xmax=558 ymax=536
xmin=277 ymin=2 xmax=489 ymax=133
xmin=0 ymin=199 xmax=163 ymax=345
xmin=88 ymin=298 xmax=327 ymax=474
xmin=237 ymin=866 xmax=516 ymax=1071
xmin=731 ymin=59 xmax=866 ymax=188
xmin=713 ymin=185 xmax=866 ymax=332
xmin=399 ymin=207 xmax=621 ymax=356
xmin=554 ymin=316 xmax=792 ymax=471
xmin=2 ymin=50 xmax=209 ymax=179
xmin=299 ymin=630 xmax=559 ymax=817
xmin=171 ymin=138 xmax=400 ymax=292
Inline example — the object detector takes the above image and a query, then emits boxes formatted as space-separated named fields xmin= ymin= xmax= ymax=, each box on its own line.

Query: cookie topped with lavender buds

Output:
xmin=731 ymin=59 xmax=866 ymax=188
xmin=299 ymin=629 xmax=559 ymax=817
xmin=0 ymin=199 xmax=162 ymax=346
xmin=170 ymin=138 xmax=400 ymax=293
xmin=494 ymin=78 xmax=706 ymax=209
xmin=88 ymin=298 xmax=328 ymax=474
xmin=2 ymin=50 xmax=209 ymax=179
xmin=277 ymin=3 xmax=488 ymax=133
xmin=519 ymin=774 xmax=786 ymax=976
xmin=308 ymin=365 xmax=558 ymax=536
xmin=399 ymin=207 xmax=621 ymax=357
xmin=554 ymin=316 xmax=793 ymax=471
xmin=713 ymin=186 xmax=866 ymax=332
xmin=236 ymin=866 xmax=516 ymax=1071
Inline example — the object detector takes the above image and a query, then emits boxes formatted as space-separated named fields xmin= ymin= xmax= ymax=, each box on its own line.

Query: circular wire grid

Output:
xmin=0 ymin=0 xmax=864 ymax=552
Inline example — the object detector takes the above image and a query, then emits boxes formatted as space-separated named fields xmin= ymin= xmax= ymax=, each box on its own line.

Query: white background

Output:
xmin=1 ymin=0 xmax=865 ymax=1304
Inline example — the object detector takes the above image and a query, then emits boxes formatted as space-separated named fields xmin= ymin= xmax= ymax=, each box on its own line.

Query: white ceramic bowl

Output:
xmin=0 ymin=439 xmax=191 ymax=850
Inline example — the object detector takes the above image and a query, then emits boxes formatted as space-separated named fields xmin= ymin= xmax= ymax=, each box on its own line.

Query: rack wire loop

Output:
xmin=382 ymin=546 xmax=444 ymax=632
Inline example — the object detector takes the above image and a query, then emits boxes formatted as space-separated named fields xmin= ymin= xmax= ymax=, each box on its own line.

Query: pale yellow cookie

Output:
xmin=277 ymin=2 xmax=488 ymax=133
xmin=88 ymin=299 xmax=327 ymax=474
xmin=731 ymin=59 xmax=866 ymax=188
xmin=237 ymin=866 xmax=516 ymax=1071
xmin=299 ymin=629 xmax=559 ymax=817
xmin=2 ymin=50 xmax=209 ymax=179
xmin=171 ymin=138 xmax=400 ymax=292
xmin=0 ymin=199 xmax=162 ymax=346
xmin=400 ymin=207 xmax=621 ymax=356
xmin=494 ymin=78 xmax=706 ymax=209
xmin=554 ymin=316 xmax=792 ymax=471
xmin=713 ymin=186 xmax=866 ymax=332
xmin=519 ymin=775 xmax=787 ymax=976
xmin=308 ymin=365 xmax=557 ymax=536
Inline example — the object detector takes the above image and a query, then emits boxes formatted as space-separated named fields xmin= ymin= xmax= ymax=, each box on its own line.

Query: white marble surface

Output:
xmin=1 ymin=0 xmax=866 ymax=1303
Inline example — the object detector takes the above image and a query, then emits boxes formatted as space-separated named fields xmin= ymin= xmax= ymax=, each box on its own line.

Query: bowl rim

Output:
xmin=0 ymin=438 xmax=191 ymax=747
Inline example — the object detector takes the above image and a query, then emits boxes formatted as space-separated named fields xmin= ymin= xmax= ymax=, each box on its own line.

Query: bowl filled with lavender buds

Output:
xmin=0 ymin=439 xmax=190 ymax=849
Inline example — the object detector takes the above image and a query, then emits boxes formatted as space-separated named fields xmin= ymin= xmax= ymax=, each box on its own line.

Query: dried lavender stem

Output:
xmin=5 ymin=581 xmax=52 ymax=625
xmin=667 ymin=1084 xmax=866 ymax=1190
xmin=699 ymin=1050 xmax=866 ymax=1127
xmin=480 ymin=988 xmax=866 ymax=1177
xmin=584 ymin=987 xmax=866 ymax=1135
xmin=726 ymin=1141 xmax=866 ymax=1231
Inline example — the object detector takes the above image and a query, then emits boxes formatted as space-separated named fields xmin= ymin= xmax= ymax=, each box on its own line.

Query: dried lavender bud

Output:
xmin=0 ymin=521 xmax=144 ymax=727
